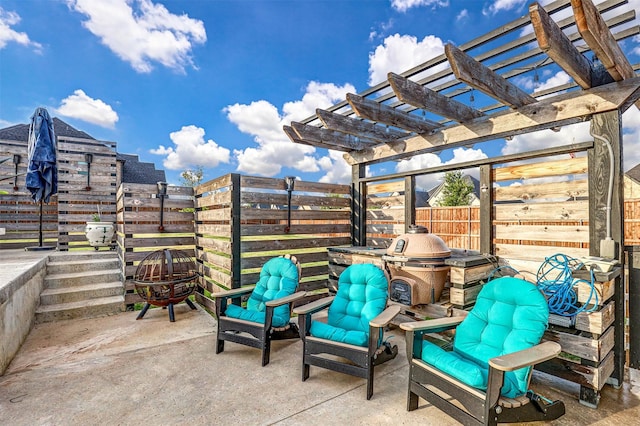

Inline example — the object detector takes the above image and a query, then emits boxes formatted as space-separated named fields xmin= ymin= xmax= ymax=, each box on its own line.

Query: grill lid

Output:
xmin=385 ymin=225 xmax=451 ymax=259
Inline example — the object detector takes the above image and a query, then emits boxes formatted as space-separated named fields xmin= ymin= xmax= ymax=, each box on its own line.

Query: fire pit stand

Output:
xmin=133 ymin=249 xmax=199 ymax=322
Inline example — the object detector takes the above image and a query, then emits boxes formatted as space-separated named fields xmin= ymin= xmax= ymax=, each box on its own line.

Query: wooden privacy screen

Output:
xmin=116 ymin=182 xmax=195 ymax=305
xmin=193 ymin=173 xmax=351 ymax=303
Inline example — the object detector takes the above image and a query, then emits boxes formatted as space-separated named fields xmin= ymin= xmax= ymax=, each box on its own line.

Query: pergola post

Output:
xmin=479 ymin=164 xmax=493 ymax=255
xmin=230 ymin=173 xmax=242 ymax=292
xmin=404 ymin=175 xmax=416 ymax=232
xmin=351 ymin=164 xmax=366 ymax=246
xmin=588 ymin=110 xmax=625 ymax=387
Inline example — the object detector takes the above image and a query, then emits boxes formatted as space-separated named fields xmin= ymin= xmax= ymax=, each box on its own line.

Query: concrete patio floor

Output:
xmin=2 ymin=301 xmax=640 ymax=425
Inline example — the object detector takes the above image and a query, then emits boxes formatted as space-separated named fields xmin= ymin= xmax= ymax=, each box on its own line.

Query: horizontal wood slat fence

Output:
xmin=193 ymin=173 xmax=350 ymax=311
xmin=116 ymin=183 xmax=195 ymax=305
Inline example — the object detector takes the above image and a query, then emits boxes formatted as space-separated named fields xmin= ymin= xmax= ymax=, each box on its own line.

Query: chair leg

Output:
xmin=302 ymin=357 xmax=310 ymax=381
xmin=216 ymin=327 xmax=225 ymax=354
xmin=407 ymin=386 xmax=419 ymax=411
xmin=261 ymin=337 xmax=272 ymax=367
xmin=216 ymin=339 xmax=225 ymax=354
xmin=366 ymin=364 xmax=374 ymax=400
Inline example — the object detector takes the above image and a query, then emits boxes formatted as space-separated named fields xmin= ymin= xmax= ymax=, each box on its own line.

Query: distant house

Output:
xmin=426 ymin=174 xmax=481 ymax=207
xmin=625 ymin=163 xmax=640 ymax=199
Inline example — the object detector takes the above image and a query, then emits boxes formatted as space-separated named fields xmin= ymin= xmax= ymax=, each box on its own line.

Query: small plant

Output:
xmin=92 ymin=213 xmax=101 ymax=222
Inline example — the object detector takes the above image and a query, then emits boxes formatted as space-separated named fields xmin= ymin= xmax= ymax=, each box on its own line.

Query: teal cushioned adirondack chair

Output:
xmin=294 ymin=263 xmax=400 ymax=400
xmin=214 ymin=255 xmax=306 ymax=366
xmin=401 ymin=276 xmax=565 ymax=425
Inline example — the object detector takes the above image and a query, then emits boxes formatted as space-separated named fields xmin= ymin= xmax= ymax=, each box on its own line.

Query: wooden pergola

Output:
xmin=283 ymin=0 xmax=640 ymax=405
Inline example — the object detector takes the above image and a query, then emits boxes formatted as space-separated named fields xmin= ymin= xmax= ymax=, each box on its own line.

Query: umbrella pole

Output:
xmin=38 ymin=200 xmax=43 ymax=247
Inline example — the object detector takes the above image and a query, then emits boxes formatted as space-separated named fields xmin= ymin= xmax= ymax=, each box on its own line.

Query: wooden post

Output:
xmin=230 ymin=173 xmax=242 ymax=291
xmin=351 ymin=164 xmax=366 ymax=246
xmin=405 ymin=175 xmax=416 ymax=232
xmin=588 ymin=110 xmax=624 ymax=387
xmin=479 ymin=164 xmax=493 ymax=255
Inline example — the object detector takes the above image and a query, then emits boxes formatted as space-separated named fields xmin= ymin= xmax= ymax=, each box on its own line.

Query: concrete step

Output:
xmin=46 ymin=258 xmax=120 ymax=275
xmin=47 ymin=251 xmax=119 ymax=263
xmin=44 ymin=269 xmax=122 ymax=289
xmin=35 ymin=295 xmax=125 ymax=324
xmin=40 ymin=282 xmax=123 ymax=305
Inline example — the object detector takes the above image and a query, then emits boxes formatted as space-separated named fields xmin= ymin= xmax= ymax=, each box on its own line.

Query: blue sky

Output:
xmin=1 ymin=0 xmax=639 ymax=189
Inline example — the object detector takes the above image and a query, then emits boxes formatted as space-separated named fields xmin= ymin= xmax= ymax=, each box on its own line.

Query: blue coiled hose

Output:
xmin=536 ymin=253 xmax=598 ymax=317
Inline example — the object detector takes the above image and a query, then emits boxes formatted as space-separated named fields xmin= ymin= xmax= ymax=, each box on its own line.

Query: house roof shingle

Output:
xmin=0 ymin=117 xmax=95 ymax=141
xmin=116 ymin=153 xmax=166 ymax=185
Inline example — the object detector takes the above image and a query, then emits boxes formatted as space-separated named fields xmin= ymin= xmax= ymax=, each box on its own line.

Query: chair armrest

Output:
xmin=212 ymin=285 xmax=256 ymax=299
xmin=489 ymin=341 xmax=561 ymax=372
xmin=370 ymin=305 xmax=401 ymax=328
xmin=399 ymin=316 xmax=464 ymax=333
xmin=293 ymin=296 xmax=335 ymax=315
xmin=265 ymin=291 xmax=307 ymax=307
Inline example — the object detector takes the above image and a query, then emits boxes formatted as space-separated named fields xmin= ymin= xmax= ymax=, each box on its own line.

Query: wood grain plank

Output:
xmin=388 ymin=72 xmax=484 ymax=122
xmin=530 ymin=2 xmax=593 ymax=89
xmin=493 ymin=157 xmax=587 ymax=181
xmin=445 ymin=43 xmax=537 ymax=108
xmin=346 ymin=93 xmax=439 ymax=134
xmin=291 ymin=121 xmax=378 ymax=151
xmin=316 ymin=108 xmax=408 ymax=142
xmin=345 ymin=77 xmax=640 ymax=165
xmin=572 ymin=0 xmax=635 ymax=82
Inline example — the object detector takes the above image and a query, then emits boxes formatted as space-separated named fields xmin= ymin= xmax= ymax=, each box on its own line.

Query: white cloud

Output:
xmin=67 ymin=0 xmax=206 ymax=73
xmin=56 ymin=89 xmax=119 ymax=128
xmin=318 ymin=151 xmax=352 ymax=184
xmin=622 ymin=107 xmax=640 ymax=172
xmin=0 ymin=7 xmax=42 ymax=51
xmin=456 ymin=9 xmax=469 ymax=22
xmin=368 ymin=34 xmax=445 ymax=86
xmin=224 ymin=81 xmax=355 ymax=177
xmin=482 ymin=0 xmax=527 ymax=16
xmin=501 ymin=106 xmax=640 ymax=173
xmin=396 ymin=147 xmax=487 ymax=190
xmin=390 ymin=0 xmax=449 ymax=13
xmin=632 ymin=35 xmax=640 ymax=56
xmin=150 ymin=125 xmax=230 ymax=170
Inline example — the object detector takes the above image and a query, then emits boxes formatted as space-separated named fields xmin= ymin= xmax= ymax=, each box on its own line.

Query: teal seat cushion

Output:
xmin=421 ymin=277 xmax=549 ymax=398
xmin=310 ymin=264 xmax=388 ymax=347
xmin=225 ymin=256 xmax=299 ymax=328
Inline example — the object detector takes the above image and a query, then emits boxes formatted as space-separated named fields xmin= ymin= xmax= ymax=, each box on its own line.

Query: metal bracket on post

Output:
xmin=157 ymin=181 xmax=168 ymax=231
xmin=284 ymin=176 xmax=296 ymax=233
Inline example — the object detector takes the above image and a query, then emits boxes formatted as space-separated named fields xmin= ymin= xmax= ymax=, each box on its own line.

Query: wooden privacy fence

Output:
xmin=116 ymin=183 xmax=195 ymax=305
xmin=1 ymin=136 xmax=117 ymax=251
xmin=364 ymin=155 xmax=640 ymax=271
xmin=193 ymin=173 xmax=350 ymax=309
xmin=56 ymin=137 xmax=117 ymax=251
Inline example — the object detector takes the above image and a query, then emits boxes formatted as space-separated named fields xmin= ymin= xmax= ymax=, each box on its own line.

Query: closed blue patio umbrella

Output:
xmin=26 ymin=107 xmax=57 ymax=250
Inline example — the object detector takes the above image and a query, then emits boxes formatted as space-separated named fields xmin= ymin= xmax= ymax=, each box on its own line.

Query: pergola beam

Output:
xmin=346 ymin=93 xmax=440 ymax=134
xmin=530 ymin=2 xmax=593 ymax=89
xmin=316 ymin=108 xmax=408 ymax=143
xmin=283 ymin=125 xmax=350 ymax=152
xmin=388 ymin=72 xmax=484 ymax=123
xmin=572 ymin=0 xmax=635 ymax=82
xmin=345 ymin=77 xmax=640 ymax=165
xmin=291 ymin=122 xmax=377 ymax=151
xmin=445 ymin=43 xmax=538 ymax=108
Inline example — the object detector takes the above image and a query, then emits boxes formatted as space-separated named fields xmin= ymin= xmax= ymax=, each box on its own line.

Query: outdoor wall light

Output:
xmin=480 ymin=184 xmax=489 ymax=193
xmin=84 ymin=153 xmax=93 ymax=190
xmin=157 ymin=181 xmax=168 ymax=231
xmin=12 ymin=154 xmax=20 ymax=190
xmin=284 ymin=176 xmax=296 ymax=233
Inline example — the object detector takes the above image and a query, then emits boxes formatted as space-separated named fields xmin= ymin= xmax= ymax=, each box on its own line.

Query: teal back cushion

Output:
xmin=422 ymin=277 xmax=549 ymax=398
xmin=225 ymin=256 xmax=299 ymax=327
xmin=310 ymin=263 xmax=388 ymax=346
